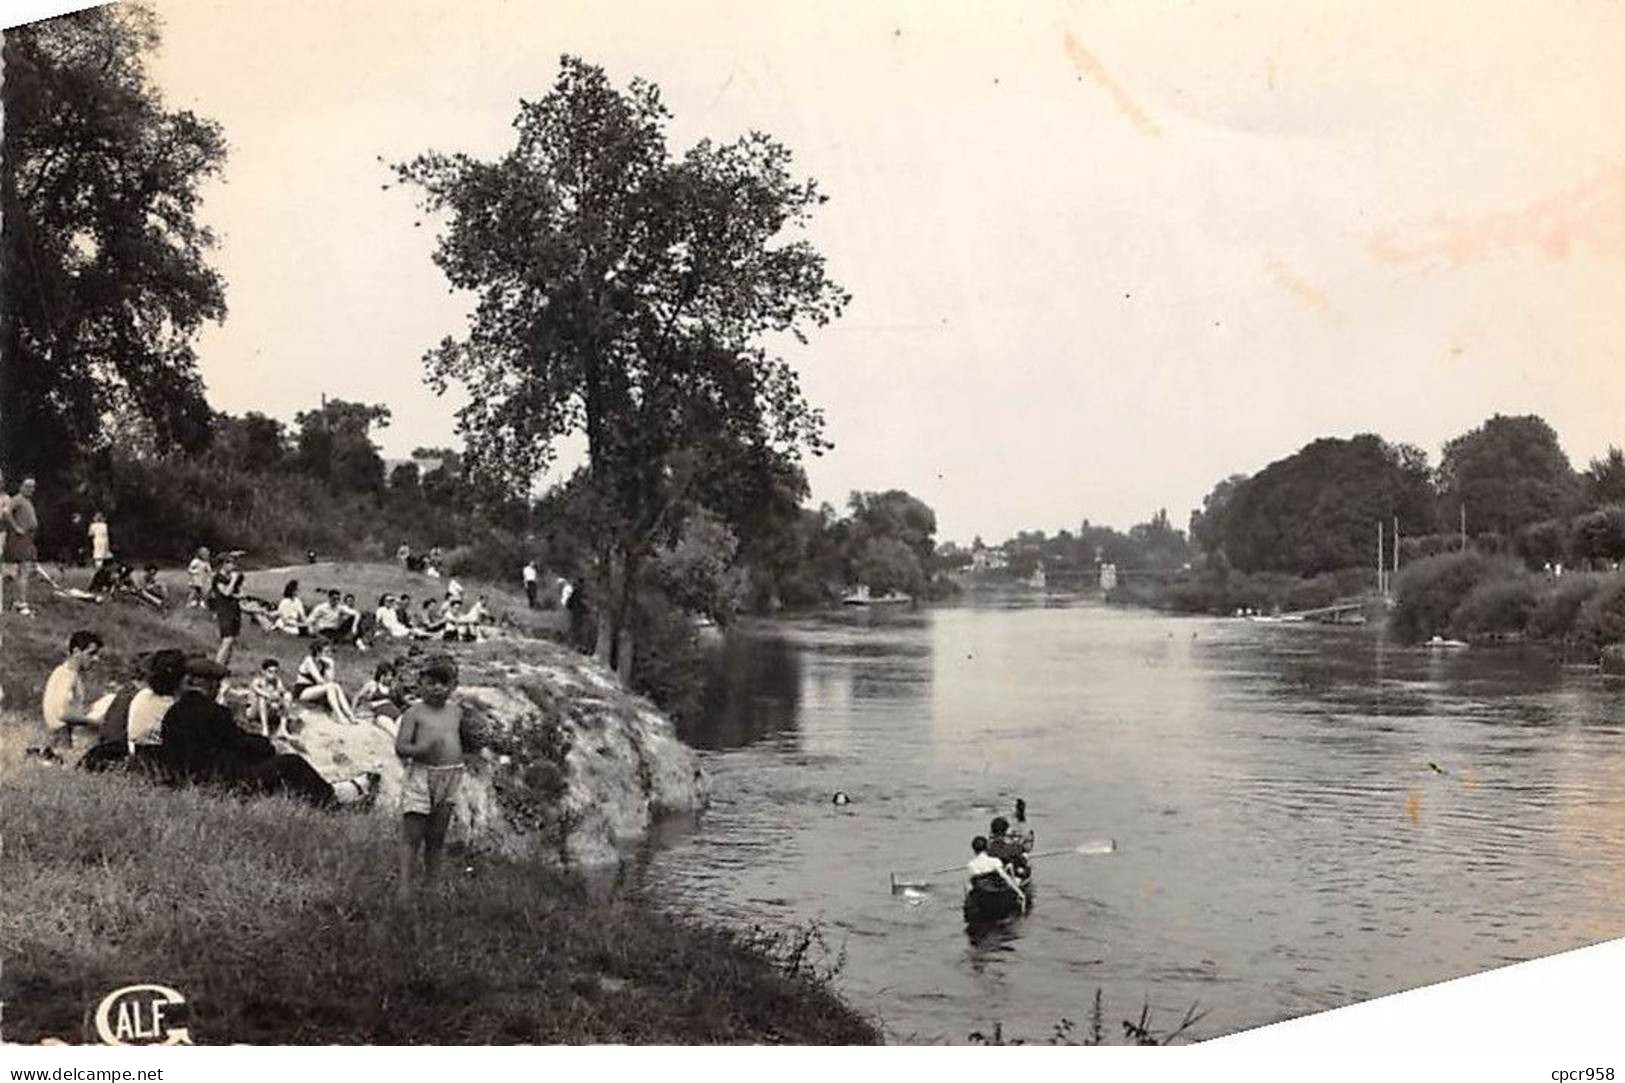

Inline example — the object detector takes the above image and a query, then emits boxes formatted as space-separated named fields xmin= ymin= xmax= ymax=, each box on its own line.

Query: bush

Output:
xmin=1573 ymin=574 xmax=1625 ymax=648
xmin=1449 ymin=576 xmax=1538 ymax=639
xmin=1390 ymin=551 xmax=1524 ymax=643
xmin=1527 ymin=573 xmax=1608 ymax=640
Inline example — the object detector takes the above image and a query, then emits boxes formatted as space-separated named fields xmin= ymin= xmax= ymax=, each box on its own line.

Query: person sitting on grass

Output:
xmin=87 ymin=557 xmax=120 ymax=601
xmin=250 ymin=658 xmax=296 ymax=737
xmin=273 ymin=579 xmax=310 ymax=636
xmin=394 ymin=593 xmax=417 ymax=634
xmin=307 ymin=588 xmax=350 ymax=645
xmin=136 ymin=565 xmax=167 ymax=609
xmin=127 ymin=649 xmax=187 ymax=752
xmin=294 ymin=640 xmax=359 ymax=724
xmin=356 ymin=660 xmax=401 ymax=721
xmin=416 ymin=597 xmax=447 ymax=640
xmin=375 ymin=593 xmax=411 ymax=639
xmin=441 ymin=598 xmax=477 ymax=642
xmin=158 ymin=656 xmax=379 ymax=810
xmin=29 ymin=630 xmax=105 ymax=762
xmin=340 ymin=592 xmax=367 ymax=648
xmin=395 ymin=653 xmax=465 ymax=894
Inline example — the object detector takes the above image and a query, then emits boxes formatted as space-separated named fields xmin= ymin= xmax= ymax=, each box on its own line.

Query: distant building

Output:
xmin=971 ymin=548 xmax=1009 ymax=572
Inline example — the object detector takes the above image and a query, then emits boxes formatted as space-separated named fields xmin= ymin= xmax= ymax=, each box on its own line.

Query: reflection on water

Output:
xmin=639 ymin=598 xmax=1625 ymax=1042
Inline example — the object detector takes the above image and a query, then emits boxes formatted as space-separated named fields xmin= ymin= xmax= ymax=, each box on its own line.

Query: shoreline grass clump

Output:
xmin=0 ymin=768 xmax=880 ymax=1045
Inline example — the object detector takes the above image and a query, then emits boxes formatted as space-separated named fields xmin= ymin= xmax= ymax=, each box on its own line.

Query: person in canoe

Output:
xmin=965 ymin=835 xmax=1026 ymax=905
xmin=986 ymin=804 xmax=1035 ymax=879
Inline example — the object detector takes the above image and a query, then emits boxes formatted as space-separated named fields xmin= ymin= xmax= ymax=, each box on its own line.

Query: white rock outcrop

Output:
xmin=270 ymin=643 xmax=707 ymax=866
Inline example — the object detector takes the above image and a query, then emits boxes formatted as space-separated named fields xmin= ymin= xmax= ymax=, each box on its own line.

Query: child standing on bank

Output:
xmin=186 ymin=547 xmax=212 ymax=608
xmin=394 ymin=654 xmax=464 ymax=894
xmin=249 ymin=658 xmax=295 ymax=737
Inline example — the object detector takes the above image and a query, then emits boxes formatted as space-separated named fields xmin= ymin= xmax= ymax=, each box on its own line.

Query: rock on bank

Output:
xmin=282 ymin=639 xmax=707 ymax=866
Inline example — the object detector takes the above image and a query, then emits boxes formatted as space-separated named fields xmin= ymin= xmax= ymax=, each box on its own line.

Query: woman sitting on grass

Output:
xmin=375 ymin=593 xmax=411 ymax=639
xmin=355 ymin=660 xmax=401 ymax=721
xmin=274 ymin=579 xmax=310 ymax=636
xmin=415 ymin=598 xmax=447 ymax=640
xmin=294 ymin=640 xmax=359 ymax=724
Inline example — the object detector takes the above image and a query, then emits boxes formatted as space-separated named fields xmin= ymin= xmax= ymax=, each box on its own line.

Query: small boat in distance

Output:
xmin=1427 ymin=635 xmax=1469 ymax=648
xmin=841 ymin=584 xmax=913 ymax=607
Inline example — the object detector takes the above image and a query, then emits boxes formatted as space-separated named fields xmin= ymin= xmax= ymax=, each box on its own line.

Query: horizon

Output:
xmin=91 ymin=0 xmax=1625 ymax=541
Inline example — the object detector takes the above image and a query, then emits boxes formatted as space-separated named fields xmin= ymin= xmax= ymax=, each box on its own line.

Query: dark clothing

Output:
xmin=209 ymin=569 xmax=245 ymax=637
xmin=987 ymin=835 xmax=1031 ymax=877
xmin=79 ymin=741 xmax=130 ymax=773
xmin=156 ymin=692 xmax=337 ymax=807
xmin=97 ymin=688 xmax=138 ymax=747
xmin=525 ymin=580 xmax=538 ymax=608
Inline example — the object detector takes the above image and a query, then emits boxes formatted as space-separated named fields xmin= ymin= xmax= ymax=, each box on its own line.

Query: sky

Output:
xmin=89 ymin=0 xmax=1625 ymax=542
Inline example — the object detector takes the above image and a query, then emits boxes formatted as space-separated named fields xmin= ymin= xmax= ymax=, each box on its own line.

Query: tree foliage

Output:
xmin=1436 ymin=414 xmax=1580 ymax=539
xmin=1211 ymin=435 xmax=1434 ymax=575
xmin=1 ymin=4 xmax=227 ymax=485
xmin=395 ymin=56 xmax=846 ymax=674
xmin=294 ymin=399 xmax=392 ymax=494
xmin=1585 ymin=446 xmax=1625 ymax=507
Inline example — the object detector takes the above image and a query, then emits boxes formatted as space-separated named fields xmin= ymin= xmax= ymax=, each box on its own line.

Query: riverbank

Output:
xmin=0 ymin=561 xmax=881 ymax=1044
xmin=0 ymin=769 xmax=879 ymax=1044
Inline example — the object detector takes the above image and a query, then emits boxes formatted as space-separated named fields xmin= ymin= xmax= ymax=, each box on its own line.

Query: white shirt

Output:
xmin=89 ymin=521 xmax=110 ymax=561
xmin=275 ymin=597 xmax=308 ymax=633
xmin=966 ymin=852 xmax=1014 ymax=892
xmin=522 ymin=563 xmax=538 ymax=584
xmin=126 ymin=689 xmax=175 ymax=748
xmin=377 ymin=606 xmax=410 ymax=638
xmin=446 ymin=578 xmax=464 ymax=602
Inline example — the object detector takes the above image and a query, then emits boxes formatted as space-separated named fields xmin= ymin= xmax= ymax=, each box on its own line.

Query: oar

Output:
xmin=889 ymin=838 xmax=1117 ymax=893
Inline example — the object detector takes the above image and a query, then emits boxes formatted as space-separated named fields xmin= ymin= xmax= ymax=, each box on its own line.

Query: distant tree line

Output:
xmin=1187 ymin=416 xmax=1625 ymax=577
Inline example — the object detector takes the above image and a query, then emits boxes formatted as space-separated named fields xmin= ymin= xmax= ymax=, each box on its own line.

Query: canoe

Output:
xmin=962 ymin=870 xmax=1033 ymax=925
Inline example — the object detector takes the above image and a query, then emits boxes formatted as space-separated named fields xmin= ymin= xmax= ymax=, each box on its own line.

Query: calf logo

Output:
xmin=94 ymin=984 xmax=192 ymax=1045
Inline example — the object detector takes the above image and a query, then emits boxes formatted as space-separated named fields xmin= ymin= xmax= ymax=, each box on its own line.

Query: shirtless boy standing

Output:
xmin=394 ymin=653 xmax=464 ymax=893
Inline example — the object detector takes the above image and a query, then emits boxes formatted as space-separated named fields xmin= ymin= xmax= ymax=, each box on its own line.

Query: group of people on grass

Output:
xmin=30 ymin=629 xmax=471 ymax=891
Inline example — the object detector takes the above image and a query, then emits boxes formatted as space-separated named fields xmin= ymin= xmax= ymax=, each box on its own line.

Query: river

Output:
xmin=637 ymin=596 xmax=1625 ymax=1043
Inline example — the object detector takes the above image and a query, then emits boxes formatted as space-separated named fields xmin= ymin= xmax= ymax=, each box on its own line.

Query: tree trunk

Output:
xmin=593 ymin=548 xmax=617 ymax=667
xmin=615 ymin=626 xmax=635 ymax=684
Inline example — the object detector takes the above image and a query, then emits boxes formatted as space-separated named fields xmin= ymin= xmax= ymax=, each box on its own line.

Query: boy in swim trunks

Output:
xmin=394 ymin=653 xmax=464 ymax=893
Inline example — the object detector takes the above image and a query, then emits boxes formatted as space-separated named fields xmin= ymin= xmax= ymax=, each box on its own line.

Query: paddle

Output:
xmin=889 ymin=838 xmax=1117 ymax=893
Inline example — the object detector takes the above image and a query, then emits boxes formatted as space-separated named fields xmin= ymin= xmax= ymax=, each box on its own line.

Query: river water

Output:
xmin=637 ymin=596 xmax=1625 ymax=1043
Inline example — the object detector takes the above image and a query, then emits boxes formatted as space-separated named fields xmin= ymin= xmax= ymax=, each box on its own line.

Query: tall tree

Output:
xmin=396 ymin=56 xmax=846 ymax=678
xmin=294 ymin=398 xmax=391 ymax=494
xmin=2 ymin=5 xmax=227 ymax=491
xmin=1437 ymin=414 xmax=1580 ymax=540
xmin=1585 ymin=446 xmax=1625 ymax=507
xmin=1217 ymin=434 xmax=1436 ymax=575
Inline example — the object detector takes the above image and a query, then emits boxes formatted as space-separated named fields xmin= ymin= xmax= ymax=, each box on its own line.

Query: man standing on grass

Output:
xmin=32 ymin=630 xmax=106 ymax=761
xmin=522 ymin=559 xmax=539 ymax=609
xmin=5 ymin=478 xmax=45 ymax=617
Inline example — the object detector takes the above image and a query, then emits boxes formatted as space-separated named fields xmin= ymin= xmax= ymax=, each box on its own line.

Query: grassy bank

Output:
xmin=0 ymin=767 xmax=879 ymax=1045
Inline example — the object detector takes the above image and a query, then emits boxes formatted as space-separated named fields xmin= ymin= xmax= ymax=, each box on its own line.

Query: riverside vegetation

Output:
xmin=0 ymin=563 xmax=880 ymax=1044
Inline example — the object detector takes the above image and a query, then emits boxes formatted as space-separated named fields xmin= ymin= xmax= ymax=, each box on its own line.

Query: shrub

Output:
xmin=1573 ymin=574 xmax=1625 ymax=648
xmin=1527 ymin=573 xmax=1608 ymax=640
xmin=1390 ymin=551 xmax=1523 ymax=643
xmin=1449 ymin=576 xmax=1538 ymax=639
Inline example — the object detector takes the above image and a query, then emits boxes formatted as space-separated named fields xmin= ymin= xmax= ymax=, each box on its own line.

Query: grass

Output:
xmin=0 ymin=559 xmax=879 ymax=1044
xmin=0 ymin=767 xmax=880 ymax=1045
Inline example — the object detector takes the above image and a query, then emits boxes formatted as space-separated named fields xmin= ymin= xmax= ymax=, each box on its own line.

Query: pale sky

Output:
xmin=114 ymin=0 xmax=1625 ymax=542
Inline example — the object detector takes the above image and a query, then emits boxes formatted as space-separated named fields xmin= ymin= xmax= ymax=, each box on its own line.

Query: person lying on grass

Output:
xmin=394 ymin=653 xmax=465 ymax=894
xmin=28 ymin=630 xmax=106 ymax=761
xmin=294 ymin=640 xmax=360 ymax=724
xmin=159 ymin=656 xmax=378 ymax=810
